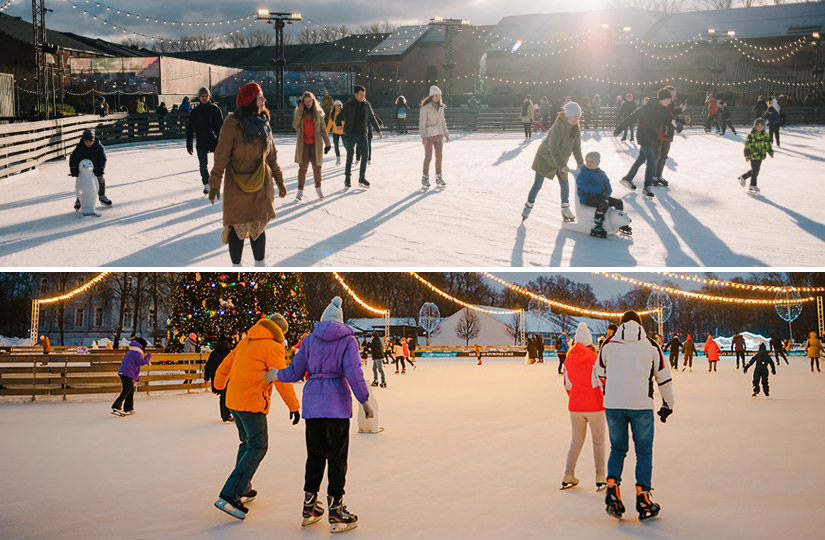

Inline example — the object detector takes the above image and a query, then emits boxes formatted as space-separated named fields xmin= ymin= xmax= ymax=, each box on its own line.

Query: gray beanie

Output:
xmin=321 ymin=296 xmax=344 ymax=323
xmin=585 ymin=151 xmax=601 ymax=164
xmin=563 ymin=101 xmax=582 ymax=118
xmin=198 ymin=87 xmax=210 ymax=96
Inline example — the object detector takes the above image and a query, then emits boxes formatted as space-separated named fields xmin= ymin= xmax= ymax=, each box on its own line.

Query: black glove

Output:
xmin=70 ymin=168 xmax=79 ymax=177
xmin=94 ymin=169 xmax=104 ymax=177
xmin=743 ymin=367 xmax=748 ymax=374
xmin=324 ymin=145 xmax=331 ymax=154
xmin=612 ymin=128 xmax=621 ymax=138
xmin=187 ymin=144 xmax=193 ymax=155
xmin=290 ymin=410 xmax=301 ymax=425
xmin=657 ymin=406 xmax=673 ymax=423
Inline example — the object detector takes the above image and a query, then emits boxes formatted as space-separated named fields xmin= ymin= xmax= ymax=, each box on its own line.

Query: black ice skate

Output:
xmin=302 ymin=491 xmax=324 ymax=527
xmin=98 ymin=195 xmax=112 ymax=206
xmin=371 ymin=380 xmax=379 ymax=387
xmin=635 ymin=485 xmax=660 ymax=521
xmin=642 ymin=186 xmax=655 ymax=198
xmin=328 ymin=496 xmax=358 ymax=533
xmin=590 ymin=222 xmax=607 ymax=238
xmin=214 ymin=497 xmax=248 ymax=520
xmin=560 ymin=475 xmax=579 ymax=490
xmin=358 ymin=179 xmax=371 ymax=189
xmin=619 ymin=225 xmax=633 ymax=235
xmin=240 ymin=489 xmax=257 ymax=504
xmin=620 ymin=177 xmax=636 ymax=190
xmin=605 ymin=478 xmax=625 ymax=519
xmin=379 ymin=381 xmax=387 ymax=388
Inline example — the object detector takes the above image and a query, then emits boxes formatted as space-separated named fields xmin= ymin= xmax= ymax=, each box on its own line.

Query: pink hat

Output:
xmin=188 ymin=333 xmax=197 ymax=340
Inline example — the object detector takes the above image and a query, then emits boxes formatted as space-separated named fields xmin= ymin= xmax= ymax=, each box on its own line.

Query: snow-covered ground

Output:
xmin=1 ymin=356 xmax=821 ymax=540
xmin=2 ymin=127 xmax=824 ymax=267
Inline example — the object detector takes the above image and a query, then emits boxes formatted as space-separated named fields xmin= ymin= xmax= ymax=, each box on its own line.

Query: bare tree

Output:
xmin=380 ymin=20 xmax=397 ymax=33
xmin=358 ymin=23 xmax=383 ymax=34
xmin=152 ymin=40 xmax=177 ymax=54
xmin=505 ymin=312 xmax=522 ymax=345
xmin=223 ymin=33 xmax=247 ymax=48
xmin=121 ymin=37 xmax=146 ymax=49
xmin=245 ymin=28 xmax=275 ymax=47
xmin=317 ymin=25 xmax=351 ymax=42
xmin=298 ymin=26 xmax=323 ymax=45
xmin=455 ymin=308 xmax=480 ymax=346
xmin=698 ymin=0 xmax=733 ymax=8
xmin=111 ymin=273 xmax=131 ymax=348
xmin=175 ymin=34 xmax=217 ymax=52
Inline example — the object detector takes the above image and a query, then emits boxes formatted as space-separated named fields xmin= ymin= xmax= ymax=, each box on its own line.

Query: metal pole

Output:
xmin=817 ymin=296 xmax=824 ymax=336
xmin=30 ymin=300 xmax=40 ymax=344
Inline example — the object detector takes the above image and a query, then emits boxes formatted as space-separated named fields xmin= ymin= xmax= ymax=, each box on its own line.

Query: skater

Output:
xmin=203 ymin=336 xmax=233 ymax=422
xmin=369 ymin=332 xmax=386 ymax=387
xmin=393 ymin=339 xmax=406 ymax=374
xmin=703 ymin=335 xmax=721 ymax=372
xmin=769 ymin=332 xmax=789 ymax=367
xmin=186 ymin=87 xmax=224 ymax=195
xmin=475 ymin=344 xmax=482 ymax=365
xmin=536 ymin=333 xmax=545 ymax=363
xmin=292 ymin=91 xmax=332 ymax=202
xmin=183 ymin=332 xmax=198 ymax=353
xmin=522 ymin=101 xmax=584 ymax=222
xmin=617 ymin=94 xmax=636 ymax=141
xmin=682 ymin=334 xmax=696 ymax=371
xmin=718 ymin=100 xmax=736 ymax=136
xmin=179 ymin=96 xmax=192 ymax=113
xmin=556 ymin=332 xmax=569 ymax=374
xmin=653 ymin=87 xmax=689 ymax=187
xmin=38 ymin=335 xmax=52 ymax=355
xmin=336 ymin=85 xmax=382 ymax=189
xmin=731 ymin=332 xmax=747 ymax=369
xmin=326 ymin=100 xmax=344 ymax=166
xmin=663 ymin=334 xmax=681 ymax=370
xmin=265 ymin=296 xmax=374 ymax=534
xmin=402 ymin=337 xmax=416 ymax=369
xmin=521 ymin=95 xmax=536 ymax=141
xmin=111 ymin=337 xmax=152 ymax=416
xmin=613 ymin=89 xmax=673 ymax=198
xmin=703 ymin=93 xmax=720 ymax=133
xmin=419 ymin=85 xmax=449 ymax=188
xmin=738 ymin=118 xmax=774 ymax=194
xmin=527 ymin=335 xmax=537 ymax=364
xmin=561 ymin=322 xmax=606 ymax=491
xmin=383 ymin=338 xmax=395 ymax=365
xmin=575 ymin=151 xmax=632 ymax=237
xmin=395 ymin=95 xmax=409 ymax=134
xmin=209 ymin=82 xmax=287 ymax=267
xmin=597 ymin=310 xmax=674 ymax=521
xmin=532 ymin=102 xmax=546 ymax=133
xmin=805 ymin=331 xmax=821 ymax=372
xmin=320 ymin=90 xmax=334 ymax=120
xmin=744 ymin=343 xmax=775 ymax=397
xmin=752 ymin=95 xmax=768 ymax=120
xmin=764 ymin=98 xmax=781 ymax=147
xmin=95 ymin=95 xmax=109 ymax=117
xmin=69 ymin=129 xmax=112 ymax=209
xmin=213 ymin=316 xmax=301 ymax=520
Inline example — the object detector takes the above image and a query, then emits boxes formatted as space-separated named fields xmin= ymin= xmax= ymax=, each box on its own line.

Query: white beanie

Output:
xmin=429 ymin=85 xmax=442 ymax=97
xmin=321 ymin=296 xmax=344 ymax=323
xmin=574 ymin=322 xmax=592 ymax=346
xmin=333 ymin=100 xmax=343 ymax=107
xmin=563 ymin=101 xmax=582 ymax=118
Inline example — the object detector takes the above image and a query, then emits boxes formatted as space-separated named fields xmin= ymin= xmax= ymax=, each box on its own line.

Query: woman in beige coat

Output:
xmin=419 ymin=85 xmax=449 ymax=189
xmin=805 ymin=331 xmax=821 ymax=372
xmin=209 ymin=82 xmax=286 ymax=267
xmin=293 ymin=91 xmax=331 ymax=202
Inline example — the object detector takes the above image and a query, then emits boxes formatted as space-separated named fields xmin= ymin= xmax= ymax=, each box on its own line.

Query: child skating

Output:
xmin=737 ymin=118 xmax=774 ymax=194
xmin=744 ymin=343 xmax=775 ymax=397
xmin=575 ymin=151 xmax=632 ymax=237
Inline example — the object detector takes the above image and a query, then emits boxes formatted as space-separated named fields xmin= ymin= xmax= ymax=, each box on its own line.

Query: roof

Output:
xmin=0 ymin=12 xmax=110 ymax=54
xmin=368 ymin=25 xmax=435 ymax=57
xmin=61 ymin=32 xmax=153 ymax=57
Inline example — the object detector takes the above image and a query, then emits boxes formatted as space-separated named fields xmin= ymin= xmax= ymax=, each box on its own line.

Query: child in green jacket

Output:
xmin=737 ymin=118 xmax=774 ymax=194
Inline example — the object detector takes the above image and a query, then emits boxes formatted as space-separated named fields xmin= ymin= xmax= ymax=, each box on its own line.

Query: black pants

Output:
xmin=742 ymin=160 xmax=762 ymax=187
xmin=669 ymin=353 xmax=679 ymax=369
xmin=218 ymin=389 xmax=232 ymax=421
xmin=343 ymin=136 xmax=368 ymax=182
xmin=704 ymin=113 xmax=719 ymax=132
xmin=197 ymin=146 xmax=210 ymax=185
xmin=304 ymin=418 xmax=350 ymax=499
xmin=773 ymin=349 xmax=789 ymax=365
xmin=356 ymin=136 xmax=373 ymax=162
xmin=395 ymin=356 xmax=406 ymax=371
xmin=752 ymin=369 xmax=769 ymax=396
xmin=769 ymin=124 xmax=780 ymax=145
xmin=583 ymin=194 xmax=623 ymax=222
xmin=228 ymin=227 xmax=266 ymax=265
xmin=812 ymin=358 xmax=821 ymax=372
xmin=112 ymin=375 xmax=135 ymax=412
xmin=735 ymin=351 xmax=746 ymax=368
xmin=523 ymin=122 xmax=532 ymax=139
xmin=654 ymin=141 xmax=671 ymax=178
xmin=557 ymin=352 xmax=566 ymax=374
xmin=720 ymin=119 xmax=736 ymax=135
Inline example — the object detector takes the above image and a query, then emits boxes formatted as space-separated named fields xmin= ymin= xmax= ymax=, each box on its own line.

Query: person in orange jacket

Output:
xmin=213 ymin=315 xmax=301 ymax=520
xmin=703 ymin=335 xmax=721 ymax=372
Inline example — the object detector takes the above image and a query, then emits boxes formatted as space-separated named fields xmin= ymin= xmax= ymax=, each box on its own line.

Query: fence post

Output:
xmin=62 ymin=355 xmax=68 ymax=401
xmin=31 ymin=356 xmax=37 ymax=402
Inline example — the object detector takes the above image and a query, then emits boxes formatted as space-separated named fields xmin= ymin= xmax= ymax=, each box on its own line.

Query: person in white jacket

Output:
xmin=597 ymin=310 xmax=674 ymax=521
xmin=419 ymin=85 xmax=449 ymax=188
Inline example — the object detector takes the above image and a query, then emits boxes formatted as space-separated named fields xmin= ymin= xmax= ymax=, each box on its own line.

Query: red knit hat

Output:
xmin=237 ymin=82 xmax=262 ymax=108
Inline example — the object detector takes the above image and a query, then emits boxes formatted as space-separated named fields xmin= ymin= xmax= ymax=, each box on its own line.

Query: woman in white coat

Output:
xmin=419 ymin=85 xmax=449 ymax=188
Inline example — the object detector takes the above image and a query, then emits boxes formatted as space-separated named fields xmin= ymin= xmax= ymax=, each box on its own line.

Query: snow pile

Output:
xmin=715 ymin=331 xmax=770 ymax=350
xmin=0 ymin=335 xmax=31 ymax=347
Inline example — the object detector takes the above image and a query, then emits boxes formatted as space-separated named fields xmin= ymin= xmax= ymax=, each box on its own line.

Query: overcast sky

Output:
xmin=3 ymin=0 xmax=610 ymax=43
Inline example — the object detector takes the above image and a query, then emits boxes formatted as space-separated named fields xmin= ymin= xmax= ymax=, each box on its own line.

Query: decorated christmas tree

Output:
xmin=168 ymin=272 xmax=309 ymax=350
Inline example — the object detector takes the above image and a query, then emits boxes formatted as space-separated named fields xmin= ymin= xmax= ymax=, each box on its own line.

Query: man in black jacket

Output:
xmin=203 ymin=337 xmax=233 ymax=422
xmin=370 ymin=332 xmax=386 ymax=387
xmin=69 ymin=129 xmax=111 ymax=209
xmin=768 ymin=332 xmax=789 ymax=368
xmin=186 ymin=87 xmax=224 ymax=195
xmin=336 ymin=85 xmax=382 ymax=189
xmin=663 ymin=335 xmax=682 ymax=370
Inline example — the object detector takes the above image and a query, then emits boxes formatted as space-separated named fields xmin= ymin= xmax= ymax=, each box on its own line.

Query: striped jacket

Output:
xmin=744 ymin=129 xmax=774 ymax=161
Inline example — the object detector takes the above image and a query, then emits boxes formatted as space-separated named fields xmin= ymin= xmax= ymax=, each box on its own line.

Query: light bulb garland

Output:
xmin=408 ymin=272 xmax=522 ymax=315
xmin=0 ymin=0 xmax=18 ymax=13
xmin=731 ymin=39 xmax=809 ymax=64
xmin=654 ymin=272 xmax=825 ymax=293
xmin=332 ymin=272 xmax=389 ymax=315
xmin=59 ymin=0 xmax=256 ymax=27
xmin=38 ymin=272 xmax=110 ymax=304
xmin=732 ymin=35 xmax=808 ymax=52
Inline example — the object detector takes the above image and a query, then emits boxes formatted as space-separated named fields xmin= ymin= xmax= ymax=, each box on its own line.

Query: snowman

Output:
xmin=75 ymin=159 xmax=100 ymax=217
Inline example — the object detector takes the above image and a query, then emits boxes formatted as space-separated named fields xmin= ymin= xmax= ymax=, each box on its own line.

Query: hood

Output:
xmin=617 ymin=320 xmax=645 ymax=342
xmin=312 ymin=320 xmax=354 ymax=342
xmin=705 ymin=336 xmax=716 ymax=346
xmin=248 ymin=320 xmax=285 ymax=344
xmin=758 ymin=343 xmax=767 ymax=352
xmin=214 ymin=340 xmax=231 ymax=352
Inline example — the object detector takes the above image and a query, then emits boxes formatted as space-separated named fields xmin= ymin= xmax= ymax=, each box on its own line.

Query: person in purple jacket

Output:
xmin=265 ymin=296 xmax=374 ymax=534
xmin=111 ymin=337 xmax=152 ymax=416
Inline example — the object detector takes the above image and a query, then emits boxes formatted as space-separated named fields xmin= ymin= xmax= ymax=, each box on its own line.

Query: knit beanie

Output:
xmin=574 ymin=322 xmax=593 ymax=346
xmin=81 ymin=129 xmax=95 ymax=141
xmin=585 ymin=151 xmax=600 ymax=164
xmin=321 ymin=296 xmax=344 ymax=323
xmin=188 ymin=332 xmax=197 ymax=340
xmin=333 ymin=100 xmax=343 ymax=107
xmin=563 ymin=101 xmax=582 ymax=117
xmin=198 ymin=87 xmax=210 ymax=96
xmin=657 ymin=88 xmax=672 ymax=101
xmin=429 ymin=85 xmax=442 ymax=97
xmin=134 ymin=337 xmax=148 ymax=351
xmin=754 ymin=118 xmax=766 ymax=127
xmin=236 ymin=82 xmax=262 ymax=108
xmin=257 ymin=317 xmax=288 ymax=344
xmin=620 ymin=310 xmax=642 ymax=325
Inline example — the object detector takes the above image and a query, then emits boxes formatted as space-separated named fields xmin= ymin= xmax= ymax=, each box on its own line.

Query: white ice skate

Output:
xmin=561 ymin=203 xmax=575 ymax=223
xmin=75 ymin=160 xmax=101 ymax=217
xmin=316 ymin=187 xmax=324 ymax=200
xmin=748 ymin=186 xmax=761 ymax=194
xmin=737 ymin=175 xmax=746 ymax=188
xmin=435 ymin=173 xmax=446 ymax=188
xmin=295 ymin=189 xmax=304 ymax=203
xmin=521 ymin=202 xmax=534 ymax=221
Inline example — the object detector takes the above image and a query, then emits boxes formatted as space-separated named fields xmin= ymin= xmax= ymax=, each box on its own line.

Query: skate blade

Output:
xmin=358 ymin=427 xmax=385 ymax=434
xmin=639 ymin=511 xmax=659 ymax=521
xmin=596 ymin=484 xmax=607 ymax=492
xmin=302 ymin=515 xmax=323 ymax=527
xmin=214 ymin=499 xmax=246 ymax=520
xmin=560 ymin=483 xmax=578 ymax=490
xmin=110 ymin=410 xmax=125 ymax=416
xmin=330 ymin=522 xmax=357 ymax=533
xmin=606 ymin=507 xmax=623 ymax=520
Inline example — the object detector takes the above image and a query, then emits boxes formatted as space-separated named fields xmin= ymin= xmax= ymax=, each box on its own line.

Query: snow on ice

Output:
xmin=0 ymin=356 xmax=821 ymax=539
xmin=1 ymin=127 xmax=824 ymax=267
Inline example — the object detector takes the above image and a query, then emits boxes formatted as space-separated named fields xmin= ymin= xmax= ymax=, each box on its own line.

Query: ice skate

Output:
xmin=738 ymin=175 xmax=746 ymax=188
xmin=642 ymin=186 xmax=655 ymax=198
xmin=561 ymin=203 xmax=575 ymax=223
xmin=344 ymin=179 xmax=351 ymax=190
xmin=422 ymin=174 xmax=430 ymax=189
xmin=435 ymin=173 xmax=446 ymax=188
xmin=521 ymin=202 xmax=534 ymax=221
xmin=590 ymin=222 xmax=607 ymax=238
xmin=98 ymin=195 xmax=112 ymax=206
xmin=328 ymin=496 xmax=357 ymax=533
xmin=254 ymin=258 xmax=267 ymax=267
xmin=358 ymin=179 xmax=371 ymax=189
xmin=74 ymin=200 xmax=81 ymax=210
xmin=619 ymin=225 xmax=632 ymax=236
xmin=302 ymin=492 xmax=324 ymax=527
xmin=295 ymin=189 xmax=304 ymax=203
xmin=620 ymin=177 xmax=636 ymax=190
xmin=214 ymin=497 xmax=248 ymax=520
xmin=380 ymin=381 xmax=387 ymax=388
xmin=371 ymin=380 xmax=379 ymax=387
xmin=748 ymin=186 xmax=760 ymax=194
xmin=111 ymin=408 xmax=124 ymax=416
xmin=605 ymin=478 xmax=625 ymax=519
xmin=316 ymin=187 xmax=324 ymax=200
xmin=560 ymin=475 xmax=579 ymax=490
xmin=635 ymin=486 xmax=660 ymax=521
xmin=655 ymin=177 xmax=669 ymax=187
xmin=335 ymin=156 xmax=341 ymax=166
xmin=596 ymin=475 xmax=607 ymax=491
xmin=122 ymin=410 xmax=135 ymax=416
xmin=202 ymin=186 xmax=209 ymax=195
xmin=240 ymin=489 xmax=257 ymax=504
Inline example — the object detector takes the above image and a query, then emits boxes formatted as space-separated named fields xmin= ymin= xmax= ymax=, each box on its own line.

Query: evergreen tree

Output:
xmin=168 ymin=272 xmax=309 ymax=350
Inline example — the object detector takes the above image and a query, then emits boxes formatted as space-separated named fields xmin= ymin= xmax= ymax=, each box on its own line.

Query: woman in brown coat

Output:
xmin=209 ymin=82 xmax=286 ymax=267
xmin=292 ymin=91 xmax=331 ymax=202
xmin=805 ymin=331 xmax=821 ymax=372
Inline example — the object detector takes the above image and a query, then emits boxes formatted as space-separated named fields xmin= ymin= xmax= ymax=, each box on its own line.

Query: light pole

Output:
xmin=705 ymin=29 xmax=734 ymax=93
xmin=256 ymin=9 xmax=302 ymax=110
xmin=813 ymin=32 xmax=823 ymax=92
xmin=428 ymin=17 xmax=470 ymax=105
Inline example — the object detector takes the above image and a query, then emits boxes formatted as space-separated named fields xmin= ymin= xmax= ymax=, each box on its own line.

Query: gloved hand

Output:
xmin=743 ymin=367 xmax=748 ymax=374
xmin=772 ymin=370 xmax=776 ymax=375
xmin=263 ymin=367 xmax=279 ymax=383
xmin=290 ymin=410 xmax=301 ymax=425
xmin=612 ymin=127 xmax=622 ymax=137
xmin=560 ymin=166 xmax=569 ymax=175
xmin=94 ymin=169 xmax=104 ymax=177
xmin=657 ymin=406 xmax=673 ymax=423
xmin=144 ymin=353 xmax=152 ymax=363
xmin=324 ymin=145 xmax=331 ymax=154
xmin=70 ymin=169 xmax=79 ymax=177
xmin=187 ymin=144 xmax=193 ymax=155
xmin=208 ymin=188 xmax=221 ymax=204
xmin=362 ymin=400 xmax=375 ymax=419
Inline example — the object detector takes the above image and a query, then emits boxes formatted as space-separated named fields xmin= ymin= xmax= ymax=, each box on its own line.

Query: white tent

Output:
xmin=430 ymin=307 xmax=515 ymax=347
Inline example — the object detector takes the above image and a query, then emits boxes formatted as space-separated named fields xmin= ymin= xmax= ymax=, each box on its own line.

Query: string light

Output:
xmin=598 ymin=273 xmax=816 ymax=306
xmin=731 ymin=39 xmax=808 ymax=64
xmin=38 ymin=273 xmax=110 ymax=304
xmin=732 ymin=35 xmax=808 ymax=52
xmin=0 ymin=0 xmax=18 ymax=13
xmin=332 ymin=272 xmax=389 ymax=315
xmin=482 ymin=273 xmax=656 ymax=318
xmin=59 ymin=0 xmax=256 ymax=26
xmin=654 ymin=272 xmax=825 ymax=293
xmin=408 ymin=272 xmax=522 ymax=315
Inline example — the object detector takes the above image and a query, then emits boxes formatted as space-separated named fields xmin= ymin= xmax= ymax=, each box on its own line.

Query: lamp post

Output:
xmin=705 ymin=29 xmax=734 ymax=93
xmin=256 ymin=9 xmax=302 ymax=110
xmin=428 ymin=17 xmax=470 ymax=104
xmin=813 ymin=32 xmax=823 ymax=90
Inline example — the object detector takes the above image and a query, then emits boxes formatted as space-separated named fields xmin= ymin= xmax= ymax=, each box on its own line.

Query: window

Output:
xmin=124 ymin=308 xmax=133 ymax=329
xmin=94 ymin=307 xmax=104 ymax=327
xmin=40 ymin=278 xmax=48 ymax=292
xmin=75 ymin=308 xmax=84 ymax=327
xmin=147 ymin=308 xmax=155 ymax=326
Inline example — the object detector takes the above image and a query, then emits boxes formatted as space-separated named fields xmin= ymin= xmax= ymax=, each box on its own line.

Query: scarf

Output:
xmin=234 ymin=107 xmax=272 ymax=145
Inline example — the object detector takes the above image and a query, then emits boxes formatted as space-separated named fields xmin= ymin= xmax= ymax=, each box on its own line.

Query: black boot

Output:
xmin=605 ymin=478 xmax=625 ymax=518
xmin=328 ymin=496 xmax=358 ymax=533
xmin=302 ymin=491 xmax=324 ymax=527
xmin=635 ymin=485 xmax=660 ymax=520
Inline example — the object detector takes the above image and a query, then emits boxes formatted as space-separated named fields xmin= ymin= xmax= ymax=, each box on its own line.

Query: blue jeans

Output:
xmin=343 ymin=135 xmax=368 ymax=182
xmin=196 ymin=146 xmax=210 ymax=185
xmin=372 ymin=359 xmax=386 ymax=383
xmin=527 ymin=170 xmax=569 ymax=205
xmin=220 ymin=410 xmax=268 ymax=501
xmin=332 ymin=133 xmax=341 ymax=158
xmin=625 ymin=145 xmax=656 ymax=188
xmin=605 ymin=408 xmax=654 ymax=490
